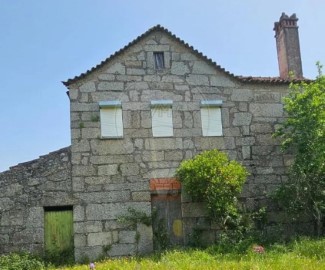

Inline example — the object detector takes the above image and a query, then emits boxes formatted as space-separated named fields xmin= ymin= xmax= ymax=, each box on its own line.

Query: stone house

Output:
xmin=0 ymin=13 xmax=308 ymax=260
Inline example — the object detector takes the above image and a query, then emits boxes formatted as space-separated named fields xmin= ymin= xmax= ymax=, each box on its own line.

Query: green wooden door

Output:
xmin=44 ymin=209 xmax=73 ymax=253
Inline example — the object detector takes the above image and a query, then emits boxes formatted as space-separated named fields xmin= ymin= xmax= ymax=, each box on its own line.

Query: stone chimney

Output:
xmin=274 ymin=13 xmax=303 ymax=79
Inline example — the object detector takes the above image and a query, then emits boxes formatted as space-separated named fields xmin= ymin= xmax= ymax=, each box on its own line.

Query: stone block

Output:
xmin=145 ymin=138 xmax=182 ymax=151
xmin=88 ymin=232 xmax=113 ymax=247
xmin=250 ymin=104 xmax=283 ymax=117
xmin=98 ymin=165 xmax=118 ymax=176
xmin=72 ymin=177 xmax=84 ymax=192
xmin=97 ymin=82 xmax=124 ymax=91
xmin=71 ymin=140 xmax=90 ymax=153
xmin=180 ymin=53 xmax=197 ymax=61
xmin=74 ymin=205 xmax=85 ymax=222
xmin=80 ymin=82 xmax=96 ymax=92
xmin=73 ymin=165 xmax=96 ymax=176
xmin=221 ymin=108 xmax=230 ymax=128
xmin=91 ymin=92 xmax=129 ymax=102
xmin=250 ymin=124 xmax=273 ymax=134
xmin=123 ymin=111 xmax=141 ymax=129
xmin=78 ymin=191 xmax=130 ymax=203
xmin=26 ymin=207 xmax=43 ymax=228
xmin=194 ymin=137 xmax=226 ymax=150
xmin=223 ymin=127 xmax=240 ymax=137
xmin=125 ymin=60 xmax=142 ymax=68
xmin=120 ymin=163 xmax=140 ymax=176
xmin=69 ymin=89 xmax=79 ymax=100
xmin=186 ymin=74 xmax=209 ymax=86
xmin=74 ymin=234 xmax=86 ymax=248
xmin=119 ymin=230 xmax=136 ymax=244
xmin=142 ymin=151 xmax=164 ymax=162
xmin=91 ymin=139 xmax=134 ymax=155
xmin=144 ymin=168 xmax=176 ymax=178
xmin=70 ymin=103 xmax=98 ymax=112
xmin=86 ymin=202 xmax=151 ymax=220
xmin=106 ymin=62 xmax=125 ymax=74
xmin=231 ymin=89 xmax=253 ymax=101
xmin=127 ymin=68 xmax=145 ymax=75
xmin=125 ymin=82 xmax=149 ymax=90
xmin=242 ymin=146 xmax=251 ymax=160
xmin=82 ymin=128 xmax=99 ymax=139
xmin=164 ymin=151 xmax=183 ymax=161
xmin=98 ymin=74 xmax=115 ymax=80
xmin=131 ymin=191 xmax=151 ymax=201
xmin=74 ymin=221 xmax=102 ymax=233
xmin=233 ymin=112 xmax=252 ymax=126
xmin=209 ymin=74 xmax=236 ymax=87
xmin=255 ymin=92 xmax=281 ymax=103
xmin=108 ymin=243 xmax=136 ymax=256
xmin=192 ymin=61 xmax=215 ymax=75
xmin=235 ymin=137 xmax=255 ymax=146
xmin=137 ymin=223 xmax=153 ymax=254
xmin=90 ymin=155 xmax=134 ymax=165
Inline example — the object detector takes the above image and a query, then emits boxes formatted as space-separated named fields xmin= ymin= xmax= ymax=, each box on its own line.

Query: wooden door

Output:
xmin=44 ymin=207 xmax=73 ymax=254
xmin=152 ymin=194 xmax=183 ymax=250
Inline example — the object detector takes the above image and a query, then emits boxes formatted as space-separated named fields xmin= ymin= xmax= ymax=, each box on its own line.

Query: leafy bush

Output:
xmin=273 ymin=63 xmax=325 ymax=236
xmin=176 ymin=149 xmax=249 ymax=223
xmin=0 ymin=253 xmax=46 ymax=270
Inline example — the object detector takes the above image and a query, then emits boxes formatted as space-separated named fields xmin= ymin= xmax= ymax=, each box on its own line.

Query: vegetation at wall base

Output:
xmin=175 ymin=149 xmax=249 ymax=225
xmin=0 ymin=238 xmax=324 ymax=269
xmin=0 ymin=252 xmax=46 ymax=270
xmin=273 ymin=63 xmax=325 ymax=236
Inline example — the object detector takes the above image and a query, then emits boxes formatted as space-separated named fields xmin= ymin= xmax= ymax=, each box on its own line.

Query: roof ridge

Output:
xmin=62 ymin=25 xmax=310 ymax=86
xmin=62 ymin=24 xmax=239 ymax=86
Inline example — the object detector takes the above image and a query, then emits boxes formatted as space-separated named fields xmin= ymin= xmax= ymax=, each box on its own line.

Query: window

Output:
xmin=154 ymin=52 xmax=165 ymax=69
xmin=200 ymin=100 xmax=223 ymax=136
xmin=99 ymin=101 xmax=123 ymax=138
xmin=151 ymin=100 xmax=173 ymax=137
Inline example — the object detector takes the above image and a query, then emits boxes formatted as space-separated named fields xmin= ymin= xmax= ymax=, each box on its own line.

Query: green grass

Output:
xmin=1 ymin=238 xmax=323 ymax=270
xmin=53 ymin=238 xmax=325 ymax=270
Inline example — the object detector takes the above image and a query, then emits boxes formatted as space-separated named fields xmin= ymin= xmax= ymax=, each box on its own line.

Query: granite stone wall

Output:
xmin=67 ymin=29 xmax=294 ymax=259
xmin=0 ymin=147 xmax=72 ymax=254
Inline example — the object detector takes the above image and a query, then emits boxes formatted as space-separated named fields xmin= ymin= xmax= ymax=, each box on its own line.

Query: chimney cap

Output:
xmin=274 ymin=13 xmax=299 ymax=33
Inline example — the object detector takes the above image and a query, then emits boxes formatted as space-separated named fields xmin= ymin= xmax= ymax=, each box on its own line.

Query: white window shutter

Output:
xmin=201 ymin=107 xmax=223 ymax=136
xmin=100 ymin=107 xmax=123 ymax=137
xmin=151 ymin=100 xmax=173 ymax=137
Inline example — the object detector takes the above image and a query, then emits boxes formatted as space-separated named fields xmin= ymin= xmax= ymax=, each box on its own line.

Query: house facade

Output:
xmin=0 ymin=13 xmax=308 ymax=260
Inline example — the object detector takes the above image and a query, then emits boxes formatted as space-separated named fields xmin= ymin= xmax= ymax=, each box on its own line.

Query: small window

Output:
xmin=154 ymin=52 xmax=165 ymax=69
xmin=99 ymin=101 xmax=123 ymax=138
xmin=151 ymin=100 xmax=173 ymax=137
xmin=201 ymin=100 xmax=223 ymax=136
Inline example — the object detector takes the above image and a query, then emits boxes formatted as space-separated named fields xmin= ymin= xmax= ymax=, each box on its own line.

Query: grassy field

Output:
xmin=1 ymin=238 xmax=324 ymax=270
xmin=54 ymin=238 xmax=325 ymax=270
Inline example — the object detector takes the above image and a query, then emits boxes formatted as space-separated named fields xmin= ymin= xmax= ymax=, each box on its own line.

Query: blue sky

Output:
xmin=0 ymin=0 xmax=325 ymax=172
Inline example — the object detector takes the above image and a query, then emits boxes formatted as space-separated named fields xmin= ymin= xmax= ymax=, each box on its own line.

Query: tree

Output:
xmin=175 ymin=149 xmax=249 ymax=226
xmin=274 ymin=63 xmax=325 ymax=236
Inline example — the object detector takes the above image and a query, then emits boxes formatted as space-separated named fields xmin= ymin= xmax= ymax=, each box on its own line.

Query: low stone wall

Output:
xmin=0 ymin=147 xmax=72 ymax=254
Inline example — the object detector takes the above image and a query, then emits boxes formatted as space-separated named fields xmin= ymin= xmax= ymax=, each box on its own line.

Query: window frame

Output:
xmin=151 ymin=100 xmax=173 ymax=137
xmin=200 ymin=100 xmax=223 ymax=137
xmin=153 ymin=52 xmax=165 ymax=70
xmin=99 ymin=100 xmax=124 ymax=139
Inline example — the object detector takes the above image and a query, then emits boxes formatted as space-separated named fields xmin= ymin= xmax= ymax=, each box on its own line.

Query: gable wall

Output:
xmin=68 ymin=30 xmax=292 ymax=259
xmin=0 ymin=147 xmax=72 ymax=254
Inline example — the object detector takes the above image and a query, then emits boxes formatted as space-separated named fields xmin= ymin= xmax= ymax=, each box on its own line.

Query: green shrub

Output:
xmin=0 ymin=253 xmax=46 ymax=270
xmin=176 ymin=149 xmax=249 ymax=223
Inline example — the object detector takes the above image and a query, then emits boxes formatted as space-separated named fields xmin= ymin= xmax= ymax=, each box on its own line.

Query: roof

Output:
xmin=62 ymin=25 xmax=308 ymax=87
